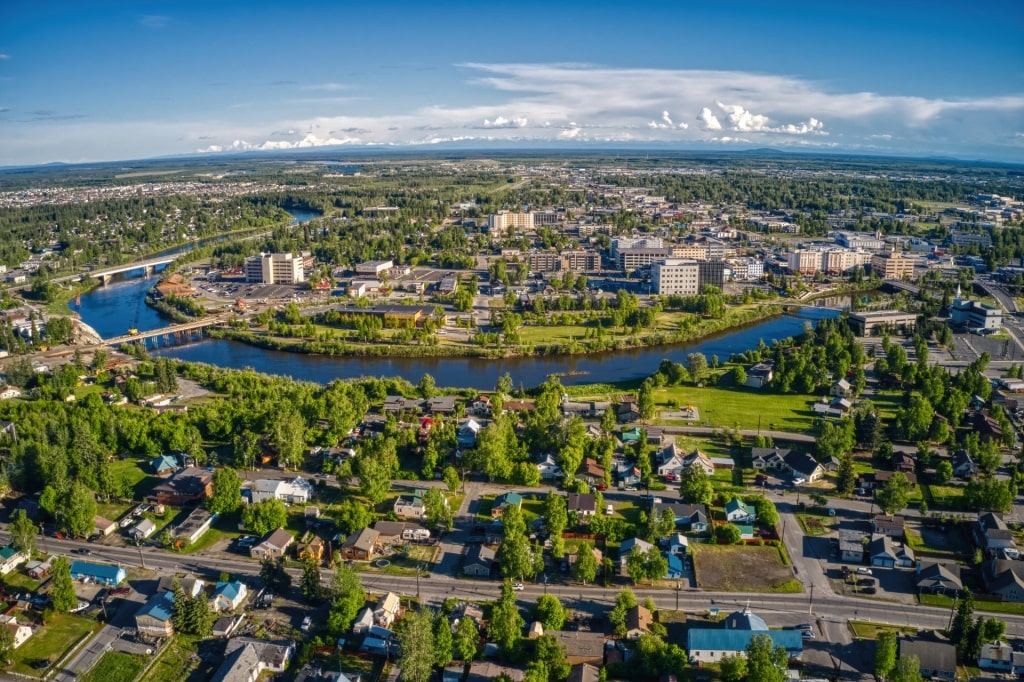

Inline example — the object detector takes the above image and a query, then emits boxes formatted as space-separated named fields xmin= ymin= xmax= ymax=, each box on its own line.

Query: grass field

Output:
xmin=654 ymin=384 xmax=815 ymax=431
xmin=796 ymin=513 xmax=835 ymax=536
xmin=79 ymin=652 xmax=147 ymax=682
xmin=848 ymin=620 xmax=923 ymax=639
xmin=692 ymin=544 xmax=803 ymax=593
xmin=10 ymin=613 xmax=97 ymax=676
xmin=919 ymin=593 xmax=1024 ymax=616
xmin=146 ymin=635 xmax=214 ymax=682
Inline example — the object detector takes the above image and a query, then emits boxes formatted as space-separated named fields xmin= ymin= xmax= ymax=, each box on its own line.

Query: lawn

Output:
xmin=920 ymin=483 xmax=965 ymax=511
xmin=692 ymin=544 xmax=803 ymax=593
xmin=10 ymin=613 xmax=98 ymax=676
xmin=79 ymin=651 xmax=147 ymax=682
xmin=109 ymin=457 xmax=162 ymax=504
xmin=918 ymin=593 xmax=1024 ymax=616
xmin=848 ymin=620 xmax=922 ymax=639
xmin=796 ymin=513 xmax=835 ymax=537
xmin=145 ymin=635 xmax=215 ymax=682
xmin=653 ymin=384 xmax=816 ymax=432
xmin=2 ymin=571 xmax=41 ymax=592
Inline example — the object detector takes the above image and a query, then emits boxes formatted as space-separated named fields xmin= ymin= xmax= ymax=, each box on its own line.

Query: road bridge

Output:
xmin=52 ymin=255 xmax=177 ymax=286
xmin=102 ymin=315 xmax=226 ymax=345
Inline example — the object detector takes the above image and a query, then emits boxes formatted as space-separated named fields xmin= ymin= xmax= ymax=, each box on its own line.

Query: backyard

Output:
xmin=78 ymin=651 xmax=147 ymax=682
xmin=9 ymin=613 xmax=98 ymax=676
xmin=692 ymin=544 xmax=802 ymax=593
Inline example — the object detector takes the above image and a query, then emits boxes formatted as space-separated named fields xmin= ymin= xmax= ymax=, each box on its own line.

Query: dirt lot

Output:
xmin=693 ymin=544 xmax=801 ymax=592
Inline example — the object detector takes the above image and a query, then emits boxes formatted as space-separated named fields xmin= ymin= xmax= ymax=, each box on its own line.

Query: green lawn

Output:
xmin=79 ymin=651 xmax=147 ymax=682
xmin=848 ymin=620 xmax=922 ymax=639
xmin=918 ymin=593 xmax=1024 ymax=616
xmin=653 ymin=384 xmax=816 ymax=432
xmin=920 ymin=483 xmax=965 ymax=511
xmin=796 ymin=513 xmax=835 ymax=537
xmin=146 ymin=635 xmax=208 ymax=682
xmin=109 ymin=457 xmax=162 ymax=503
xmin=2 ymin=571 xmax=41 ymax=593
xmin=10 ymin=613 xmax=98 ymax=676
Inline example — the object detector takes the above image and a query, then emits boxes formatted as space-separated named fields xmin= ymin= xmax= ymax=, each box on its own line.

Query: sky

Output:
xmin=1 ymin=0 xmax=1023 ymax=166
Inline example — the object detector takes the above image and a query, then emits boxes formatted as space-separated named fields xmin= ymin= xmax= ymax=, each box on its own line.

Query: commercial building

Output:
xmin=487 ymin=211 xmax=534 ymax=236
xmin=652 ymin=259 xmax=700 ymax=296
xmin=871 ymin=251 xmax=916 ymax=279
xmin=951 ymin=285 xmax=1002 ymax=331
xmin=835 ymin=231 xmax=887 ymax=250
xmin=848 ymin=310 xmax=918 ymax=336
xmin=245 ymin=252 xmax=305 ymax=284
xmin=354 ymin=260 xmax=394 ymax=277
xmin=617 ymin=247 xmax=672 ymax=272
xmin=787 ymin=250 xmax=821 ymax=275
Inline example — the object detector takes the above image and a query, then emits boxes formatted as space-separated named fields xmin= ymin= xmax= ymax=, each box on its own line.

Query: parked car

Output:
xmin=856 ymin=567 xmax=873 ymax=575
xmin=512 ymin=583 xmax=524 ymax=591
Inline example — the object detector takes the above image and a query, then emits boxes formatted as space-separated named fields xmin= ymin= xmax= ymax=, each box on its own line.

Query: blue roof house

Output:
xmin=151 ymin=453 xmax=179 ymax=476
xmin=210 ymin=581 xmax=248 ymax=612
xmin=70 ymin=561 xmax=126 ymax=586
xmin=666 ymin=552 xmax=684 ymax=579
xmin=687 ymin=629 xmax=803 ymax=664
xmin=134 ymin=591 xmax=175 ymax=637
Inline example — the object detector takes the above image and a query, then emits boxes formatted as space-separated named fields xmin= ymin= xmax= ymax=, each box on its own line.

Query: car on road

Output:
xmin=856 ymin=567 xmax=873 ymax=575
xmin=802 ymin=630 xmax=816 ymax=639
xmin=512 ymin=583 xmax=524 ymax=591
xmin=72 ymin=548 xmax=91 ymax=555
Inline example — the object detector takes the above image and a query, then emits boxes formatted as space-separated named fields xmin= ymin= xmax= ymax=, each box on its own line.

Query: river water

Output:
xmin=72 ymin=209 xmax=840 ymax=389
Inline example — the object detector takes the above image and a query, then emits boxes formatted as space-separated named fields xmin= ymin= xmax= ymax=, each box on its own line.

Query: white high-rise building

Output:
xmin=652 ymin=259 xmax=701 ymax=296
xmin=245 ymin=253 xmax=305 ymax=284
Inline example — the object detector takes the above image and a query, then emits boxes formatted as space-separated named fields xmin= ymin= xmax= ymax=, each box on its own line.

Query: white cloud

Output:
xmin=559 ymin=126 xmax=581 ymax=139
xmin=199 ymin=133 xmax=359 ymax=153
xmin=661 ymin=111 xmax=673 ymax=127
xmin=698 ymin=107 xmax=722 ymax=130
xmin=778 ymin=117 xmax=825 ymax=135
xmin=716 ymin=102 xmax=771 ymax=132
xmin=483 ymin=116 xmax=528 ymax=128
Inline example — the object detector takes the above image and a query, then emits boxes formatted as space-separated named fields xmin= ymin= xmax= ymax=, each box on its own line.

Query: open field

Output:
xmin=654 ymin=384 xmax=816 ymax=432
xmin=10 ymin=613 xmax=98 ymax=676
xmin=146 ymin=635 xmax=217 ymax=682
xmin=79 ymin=651 xmax=147 ymax=682
xmin=848 ymin=620 xmax=924 ymax=639
xmin=692 ymin=544 xmax=802 ymax=593
xmin=919 ymin=593 xmax=1024 ymax=616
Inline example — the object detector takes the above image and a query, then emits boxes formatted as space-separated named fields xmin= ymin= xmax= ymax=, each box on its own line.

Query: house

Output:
xmin=504 ymin=400 xmax=536 ymax=414
xmin=375 ymin=592 xmax=401 ymax=628
xmin=567 ymin=493 xmax=597 ymax=517
xmin=783 ymin=450 xmax=825 ymax=482
xmin=394 ymin=490 xmax=427 ymax=519
xmin=981 ymin=559 xmax=1024 ymax=602
xmin=457 ymin=419 xmax=482 ymax=448
xmin=724 ymin=499 xmax=756 ymax=524
xmin=150 ymin=454 xmax=179 ymax=476
xmin=618 ymin=537 xmax=654 ymax=574
xmin=952 ymin=450 xmax=979 ymax=480
xmin=546 ymin=630 xmax=607 ymax=666
xmin=652 ymin=501 xmax=709 ymax=533
xmin=751 ymin=447 xmax=789 ymax=470
xmin=831 ymin=378 xmax=853 ymax=398
xmin=976 ymin=512 xmax=1016 ymax=552
xmin=449 ymin=601 xmax=485 ymax=632
xmin=682 ymin=449 xmax=718 ymax=477
xmin=250 ymin=527 xmax=295 ymax=560
xmin=469 ymin=395 xmax=492 ymax=416
xmin=212 ymin=614 xmax=244 ymax=638
xmin=899 ymin=638 xmax=955 ymax=680
xmin=872 ymin=515 xmax=906 ymax=539
xmin=974 ymin=410 xmax=1005 ymax=443
xmin=567 ymin=663 xmax=601 ymax=682
xmin=614 ymin=461 xmax=642 ymax=488
xmin=157 ymin=574 xmax=205 ymax=598
xmin=134 ymin=591 xmax=175 ymax=638
xmin=210 ymin=581 xmax=248 ymax=612
xmin=625 ymin=605 xmax=654 ymax=639
xmin=373 ymin=521 xmax=407 ymax=547
xmin=250 ymin=477 xmax=315 ymax=505
xmin=536 ymin=454 xmax=565 ymax=481
xmin=213 ymin=638 xmax=295 ymax=682
xmin=463 ymin=544 xmax=495 ymax=577
xmin=915 ymin=561 xmax=963 ymax=595
xmin=172 ymin=508 xmax=217 ymax=545
xmin=25 ymin=556 xmax=54 ymax=580
xmin=382 ymin=395 xmax=424 ymax=414
xmin=93 ymin=515 xmax=117 ymax=537
xmin=688 ymin=618 xmax=803 ymax=663
xmin=426 ymin=396 xmax=457 ymax=414
xmin=492 ymin=491 xmax=523 ymax=518
xmin=745 ymin=361 xmax=774 ymax=388
xmin=576 ymin=458 xmax=605 ymax=483
xmin=869 ymin=534 xmax=915 ymax=568
xmin=341 ymin=527 xmax=379 ymax=561
xmin=0 ymin=615 xmax=33 ymax=649
xmin=70 ymin=560 xmax=126 ymax=585
xmin=149 ymin=466 xmax=214 ymax=506
xmin=665 ymin=552 xmax=685 ymax=579
xmin=668 ymin=533 xmax=690 ymax=556
xmin=467 ymin=662 xmax=525 ymax=682
xmin=980 ymin=641 xmax=1016 ymax=671
xmin=352 ymin=607 xmax=375 ymax=634
xmin=838 ymin=529 xmax=868 ymax=563
xmin=0 ymin=547 xmax=26 ymax=575
xmin=130 ymin=518 xmax=157 ymax=542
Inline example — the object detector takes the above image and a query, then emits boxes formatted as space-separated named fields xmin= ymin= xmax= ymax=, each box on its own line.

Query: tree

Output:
xmin=443 ymin=466 xmax=460 ymax=493
xmin=396 ymin=608 xmax=435 ymax=682
xmin=356 ymin=447 xmax=393 ymax=503
xmin=573 ymin=544 xmax=599 ymax=584
xmin=652 ymin=508 xmax=677 ymax=540
xmin=935 ymin=460 xmax=953 ymax=484
xmin=490 ymin=582 xmax=524 ymax=654
xmin=50 ymin=556 xmax=76 ymax=613
xmin=687 ymin=353 xmax=708 ymax=384
xmin=748 ymin=496 xmax=779 ymax=526
xmin=272 ymin=406 xmax=307 ymax=470
xmin=500 ymin=533 xmax=534 ymax=581
xmin=534 ymin=594 xmax=568 ymax=631
xmin=716 ymin=523 xmax=743 ymax=544
xmin=300 ymin=556 xmax=325 ymax=602
xmin=679 ymin=464 xmax=714 ymax=505
xmin=890 ymin=655 xmax=923 ymax=682
xmin=876 ymin=631 xmax=898 ymax=680
xmin=637 ymin=380 xmax=655 ymax=422
xmin=626 ymin=548 xmax=648 ymax=585
xmin=964 ymin=478 xmax=1015 ymax=513
xmin=207 ymin=466 xmax=241 ymax=515
xmin=534 ymin=634 xmax=570 ymax=681
xmin=335 ymin=498 xmax=373 ymax=535
xmin=0 ymin=618 xmax=13 ymax=664
xmin=731 ymin=365 xmax=748 ymax=386
xmin=951 ymin=590 xmax=976 ymax=661
xmin=720 ymin=653 xmax=749 ymax=682
xmin=62 ymin=482 xmax=97 ymax=538
xmin=242 ymin=498 xmax=288 ymax=536
xmin=455 ymin=615 xmax=479 ymax=661
xmin=9 ymin=509 xmax=37 ymax=556
xmin=608 ymin=588 xmax=638 ymax=635
xmin=981 ymin=617 xmax=1006 ymax=644
xmin=875 ymin=471 xmax=912 ymax=515
xmin=745 ymin=633 xmax=788 ymax=682
xmin=417 ymin=373 xmax=437 ymax=399
xmin=259 ymin=557 xmax=292 ymax=593
xmin=424 ymin=487 xmax=453 ymax=531
xmin=434 ymin=611 xmax=454 ymax=668
xmin=327 ymin=561 xmax=365 ymax=637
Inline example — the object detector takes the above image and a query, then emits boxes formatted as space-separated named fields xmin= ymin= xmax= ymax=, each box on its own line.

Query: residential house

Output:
xmin=617 ymin=398 xmax=641 ymax=423
xmin=869 ymin=534 xmax=915 ymax=568
xmin=213 ymin=638 xmax=295 ymax=682
xmin=457 ymin=419 xmax=482 ymax=448
xmin=899 ymin=638 xmax=956 ymax=680
xmin=341 ymin=527 xmax=379 ymax=561
xmin=150 ymin=453 xmax=179 ymax=476
xmin=982 ymin=560 xmax=1024 ymax=602
xmin=952 ymin=450 xmax=979 ymax=480
xmin=872 ymin=515 xmax=906 ymax=539
xmin=172 ymin=508 xmax=217 ymax=545
xmin=688 ymin=606 xmax=803 ymax=663
xmin=373 ymin=521 xmax=407 ymax=547
xmin=463 ymin=545 xmax=495 ymax=577
xmin=618 ymin=537 xmax=654 ymax=574
xmin=784 ymin=450 xmax=825 ymax=482
xmin=352 ymin=607 xmax=375 ymax=634
xmin=567 ymin=663 xmax=601 ymax=682
xmin=665 ymin=552 xmax=685 ymax=579
xmin=25 ymin=556 xmax=53 ymax=580
xmin=625 ymin=605 xmax=654 ymax=639
xmin=652 ymin=501 xmax=709 ymax=533
xmin=469 ymin=395 xmax=492 ymax=416
xmin=210 ymin=581 xmax=248 ymax=612
xmin=838 ymin=529 xmax=868 ymax=563
xmin=976 ymin=512 xmax=1016 ymax=553
xmin=149 ymin=466 xmax=214 ymax=506
xmin=394 ymin=490 xmax=428 ymax=520
xmin=0 ymin=547 xmax=26 ymax=575
xmin=667 ymin=533 xmax=690 ymax=556
xmin=250 ymin=528 xmax=294 ymax=560
xmin=426 ymin=395 xmax=457 ymax=415
xmin=492 ymin=491 xmax=523 ymax=519
xmin=466 ymin=662 xmax=525 ymax=682
xmin=70 ymin=561 xmax=125 ymax=585
xmin=682 ymin=449 xmax=718 ymax=478
xmin=536 ymin=454 xmax=565 ymax=481
xmin=724 ymin=499 xmax=756 ymax=524
xmin=382 ymin=395 xmax=423 ymax=414
xmin=892 ymin=452 xmax=917 ymax=474
xmin=546 ymin=631 xmax=606 ymax=666
xmin=375 ymin=592 xmax=401 ymax=628
xmin=980 ymin=642 xmax=1016 ymax=672
xmin=567 ymin=493 xmax=597 ymax=517
xmin=504 ymin=399 xmax=536 ymax=414
xmin=751 ymin=447 xmax=789 ymax=471
xmin=250 ymin=477 xmax=314 ymax=505
xmin=614 ymin=461 xmax=642 ymax=488
xmin=831 ymin=378 xmax=853 ymax=398
xmin=868 ymin=470 xmax=918 ymax=488
xmin=449 ymin=601 xmax=485 ymax=633
xmin=656 ymin=443 xmax=688 ymax=480
xmin=0 ymin=615 xmax=33 ymax=649
xmin=576 ymin=458 xmax=605 ymax=483
xmin=974 ymin=410 xmax=1005 ymax=443
xmin=745 ymin=361 xmax=774 ymax=388
xmin=212 ymin=614 xmax=244 ymax=638
xmin=157 ymin=574 xmax=205 ymax=598
xmin=915 ymin=562 xmax=963 ymax=596
xmin=130 ymin=518 xmax=157 ymax=542
xmin=134 ymin=591 xmax=175 ymax=638
xmin=93 ymin=515 xmax=117 ymax=537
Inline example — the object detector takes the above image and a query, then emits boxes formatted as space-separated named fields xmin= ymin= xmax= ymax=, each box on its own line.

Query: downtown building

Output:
xmin=245 ymin=252 xmax=305 ymax=284
xmin=870 ymin=251 xmax=917 ymax=279
xmin=487 ymin=211 xmax=534 ymax=237
xmin=652 ymin=259 xmax=726 ymax=296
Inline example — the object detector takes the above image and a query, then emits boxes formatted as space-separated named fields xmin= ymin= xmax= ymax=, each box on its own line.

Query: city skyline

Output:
xmin=1 ymin=0 xmax=1022 ymax=166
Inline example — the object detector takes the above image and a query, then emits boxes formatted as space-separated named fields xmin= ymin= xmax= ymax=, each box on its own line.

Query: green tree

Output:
xmin=745 ymin=633 xmax=788 ymax=682
xmin=500 ymin=533 xmax=534 ymax=581
xmin=716 ymin=523 xmax=743 ymax=544
xmin=242 ymin=498 xmax=288 ymax=536
xmin=981 ymin=617 xmax=1006 ymax=644
xmin=396 ymin=608 xmax=435 ymax=682
xmin=876 ymin=631 xmax=898 ymax=680
xmin=259 ymin=557 xmax=292 ymax=594
xmin=720 ymin=653 xmax=748 ymax=682
xmin=490 ymin=582 xmax=524 ymax=654
xmin=875 ymin=472 xmax=912 ymax=515
xmin=687 ymin=353 xmax=708 ymax=385
xmin=424 ymin=487 xmax=453 ymax=531
xmin=272 ymin=406 xmax=307 ymax=470
xmin=434 ymin=611 xmax=454 ymax=668
xmin=357 ymin=448 xmax=394 ymax=504
xmin=417 ymin=373 xmax=438 ymax=399
xmin=9 ymin=509 xmax=37 ymax=556
xmin=207 ymin=466 xmax=242 ymax=515
xmin=0 ymin=618 xmax=13 ymax=664
xmin=534 ymin=634 xmax=570 ymax=681
xmin=637 ymin=380 xmax=655 ymax=422
xmin=951 ymin=590 xmax=976 ymax=661
xmin=748 ymin=496 xmax=779 ymax=526
xmin=50 ymin=556 xmax=76 ymax=613
xmin=890 ymin=655 xmax=923 ymax=682
xmin=455 ymin=615 xmax=479 ymax=661
xmin=836 ymin=452 xmax=857 ymax=495
xmin=62 ymin=481 xmax=97 ymax=538
xmin=964 ymin=478 xmax=1015 ymax=513
xmin=534 ymin=594 xmax=568 ymax=631
xmin=573 ymin=545 xmax=598 ymax=584
xmin=935 ymin=460 xmax=953 ymax=484
xmin=679 ymin=464 xmax=714 ymax=505
xmin=300 ymin=556 xmax=325 ymax=602
xmin=335 ymin=497 xmax=373 ymax=535
xmin=443 ymin=466 xmax=461 ymax=493
xmin=327 ymin=561 xmax=365 ymax=637
xmin=730 ymin=365 xmax=748 ymax=386
xmin=608 ymin=588 xmax=638 ymax=635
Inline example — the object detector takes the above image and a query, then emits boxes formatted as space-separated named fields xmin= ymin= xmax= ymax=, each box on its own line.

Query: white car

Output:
xmin=856 ymin=567 xmax=873 ymax=575
xmin=69 ymin=601 xmax=90 ymax=614
xmin=511 ymin=583 xmax=524 ymax=591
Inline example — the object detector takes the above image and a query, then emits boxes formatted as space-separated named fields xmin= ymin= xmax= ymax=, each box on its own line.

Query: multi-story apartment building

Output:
xmin=245 ymin=253 xmax=305 ymax=284
xmin=560 ymin=250 xmax=601 ymax=272
xmin=823 ymin=249 xmax=872 ymax=274
xmin=672 ymin=244 xmax=707 ymax=260
xmin=526 ymin=251 xmax=560 ymax=273
xmin=487 ymin=211 xmax=534 ymax=236
xmin=787 ymin=250 xmax=822 ymax=275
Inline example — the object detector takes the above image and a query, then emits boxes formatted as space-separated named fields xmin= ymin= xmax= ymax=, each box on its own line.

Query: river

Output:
xmin=72 ymin=209 xmax=840 ymax=389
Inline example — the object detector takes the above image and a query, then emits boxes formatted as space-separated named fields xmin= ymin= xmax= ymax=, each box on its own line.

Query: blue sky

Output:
xmin=1 ymin=0 xmax=1022 ymax=165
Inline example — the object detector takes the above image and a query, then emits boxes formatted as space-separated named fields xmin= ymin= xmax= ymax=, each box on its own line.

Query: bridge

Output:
xmin=53 ymin=255 xmax=177 ymax=286
xmin=102 ymin=316 xmax=227 ymax=346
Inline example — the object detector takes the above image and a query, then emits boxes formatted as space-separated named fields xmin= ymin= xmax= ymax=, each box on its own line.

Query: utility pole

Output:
xmin=947 ymin=594 xmax=959 ymax=631
xmin=808 ymin=584 xmax=814 ymax=615
xmin=137 ymin=542 xmax=147 ymax=570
